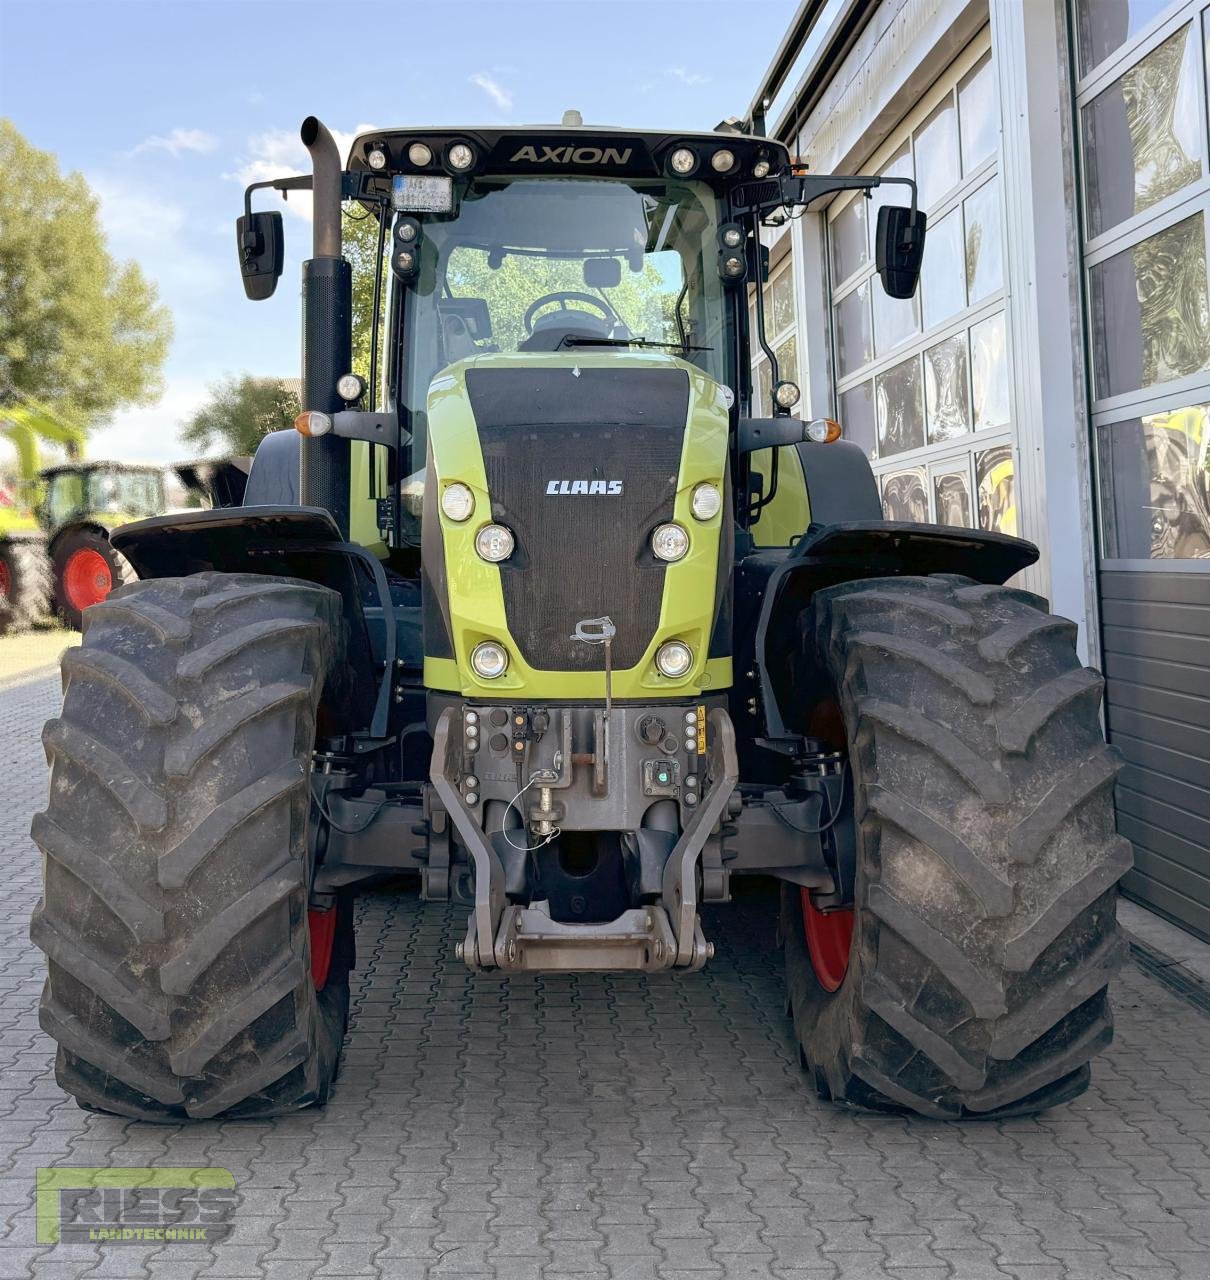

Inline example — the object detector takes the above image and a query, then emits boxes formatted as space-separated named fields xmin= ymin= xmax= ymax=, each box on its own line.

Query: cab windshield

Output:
xmin=398 ymin=174 xmax=727 ymax=446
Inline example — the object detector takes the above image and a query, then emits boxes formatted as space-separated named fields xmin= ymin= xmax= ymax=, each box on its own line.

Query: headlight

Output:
xmin=408 ymin=141 xmax=433 ymax=167
xmin=471 ymin=641 xmax=508 ymax=680
xmin=655 ymin=640 xmax=693 ymax=679
xmin=475 ymin=523 xmax=514 ymax=562
xmin=669 ymin=147 xmax=697 ymax=175
xmin=752 ymin=159 xmax=771 ymax=178
xmin=773 ymin=380 xmax=801 ymax=411
xmin=711 ymin=149 xmax=736 ymax=173
xmin=721 ymin=225 xmax=744 ymax=248
xmin=336 ymin=373 xmax=365 ymax=402
xmin=690 ymin=482 xmax=722 ymax=521
xmin=447 ymin=142 xmax=475 ymax=171
xmin=441 ymin=482 xmax=475 ymax=522
xmin=651 ymin=522 xmax=689 ymax=562
xmin=720 ymin=253 xmax=746 ymax=278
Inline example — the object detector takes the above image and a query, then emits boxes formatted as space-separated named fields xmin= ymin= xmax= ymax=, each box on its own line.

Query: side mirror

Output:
xmin=235 ymin=211 xmax=284 ymax=300
xmin=875 ymin=205 xmax=927 ymax=300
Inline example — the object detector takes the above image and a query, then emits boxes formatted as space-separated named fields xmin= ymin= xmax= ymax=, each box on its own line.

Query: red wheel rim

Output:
xmin=308 ymin=906 xmax=337 ymax=990
xmin=0 ymin=560 xmax=9 ymax=599
xmin=801 ymin=889 xmax=853 ymax=992
xmin=63 ymin=548 xmax=113 ymax=611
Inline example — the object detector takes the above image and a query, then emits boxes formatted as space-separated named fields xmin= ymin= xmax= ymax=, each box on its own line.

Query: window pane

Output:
xmin=934 ymin=470 xmax=973 ymax=527
xmin=921 ymin=208 xmax=965 ymax=329
xmin=965 ymin=178 xmax=1003 ymax=303
xmin=1098 ymin=405 xmax=1210 ymax=558
xmin=880 ymin=468 xmax=929 ymax=521
xmin=871 ymin=141 xmax=913 ymax=229
xmin=1077 ymin=0 xmax=1172 ymax=74
xmin=876 ymin=355 xmax=925 ymax=457
xmin=834 ymin=282 xmax=872 ymax=377
xmin=1082 ymin=25 xmax=1201 ymax=239
xmin=972 ymin=311 xmax=1010 ymax=428
xmin=959 ymin=54 xmax=997 ymax=175
xmin=757 ymin=359 xmax=772 ymax=415
xmin=976 ymin=444 xmax=1017 ymax=535
xmin=766 ymin=269 xmax=794 ymax=336
xmin=873 ymin=279 xmax=919 ymax=355
xmin=1088 ymin=213 xmax=1210 ymax=399
xmin=925 ymin=334 xmax=971 ymax=443
xmin=830 ymin=196 xmax=867 ymax=284
xmin=839 ymin=381 xmax=877 ymax=460
xmin=776 ymin=332 xmax=799 ymax=386
xmin=915 ymin=94 xmax=960 ymax=209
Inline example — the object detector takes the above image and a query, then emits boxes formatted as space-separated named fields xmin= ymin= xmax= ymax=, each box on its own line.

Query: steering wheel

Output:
xmin=523 ymin=291 xmax=619 ymax=335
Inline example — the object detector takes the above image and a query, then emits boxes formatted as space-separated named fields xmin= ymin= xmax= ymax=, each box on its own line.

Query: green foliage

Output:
xmin=0 ymin=120 xmax=172 ymax=428
xmin=180 ymin=374 xmax=300 ymax=456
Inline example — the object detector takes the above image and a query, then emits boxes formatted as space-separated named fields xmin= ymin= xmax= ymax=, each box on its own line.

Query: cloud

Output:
xmin=666 ymin=66 xmax=710 ymax=87
xmin=131 ymin=128 xmax=218 ymax=158
xmin=224 ymin=123 xmax=377 ymax=221
xmin=470 ymin=72 xmax=513 ymax=112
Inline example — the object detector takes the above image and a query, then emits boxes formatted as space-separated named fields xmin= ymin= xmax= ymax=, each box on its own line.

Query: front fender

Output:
xmin=752 ymin=520 xmax=1039 ymax=745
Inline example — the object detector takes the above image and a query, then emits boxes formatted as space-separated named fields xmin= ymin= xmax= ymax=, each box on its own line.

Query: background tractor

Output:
xmin=31 ymin=114 xmax=1130 ymax=1123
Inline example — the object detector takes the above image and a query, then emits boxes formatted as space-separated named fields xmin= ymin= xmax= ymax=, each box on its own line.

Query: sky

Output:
xmin=0 ymin=0 xmax=799 ymax=463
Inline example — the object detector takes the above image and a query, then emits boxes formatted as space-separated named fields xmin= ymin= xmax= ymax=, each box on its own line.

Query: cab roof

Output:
xmin=346 ymin=124 xmax=789 ymax=191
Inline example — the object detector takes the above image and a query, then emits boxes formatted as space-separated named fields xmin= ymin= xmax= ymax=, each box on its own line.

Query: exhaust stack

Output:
xmin=298 ymin=116 xmax=352 ymax=533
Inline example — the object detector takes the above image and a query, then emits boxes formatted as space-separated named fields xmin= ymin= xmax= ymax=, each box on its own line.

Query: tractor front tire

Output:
xmin=53 ymin=528 xmax=133 ymax=630
xmin=783 ymin=574 xmax=1130 ymax=1118
xmin=0 ymin=537 xmax=52 ymax=634
xmin=31 ymin=571 xmax=352 ymax=1120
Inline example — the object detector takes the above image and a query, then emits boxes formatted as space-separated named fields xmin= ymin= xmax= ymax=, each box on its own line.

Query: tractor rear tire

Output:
xmin=53 ymin=529 xmax=133 ymax=630
xmin=783 ymin=574 xmax=1130 ymax=1118
xmin=0 ymin=537 xmax=52 ymax=634
xmin=31 ymin=571 xmax=352 ymax=1120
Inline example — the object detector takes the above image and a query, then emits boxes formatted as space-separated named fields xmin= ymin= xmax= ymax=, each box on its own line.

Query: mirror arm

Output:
xmin=242 ymin=174 xmax=313 ymax=221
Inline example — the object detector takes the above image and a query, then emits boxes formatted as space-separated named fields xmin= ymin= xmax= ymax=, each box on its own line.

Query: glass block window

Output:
xmin=826 ymin=36 xmax=1011 ymax=529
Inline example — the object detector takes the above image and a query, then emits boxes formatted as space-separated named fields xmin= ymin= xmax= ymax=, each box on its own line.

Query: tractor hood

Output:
xmin=421 ymin=351 xmax=733 ymax=700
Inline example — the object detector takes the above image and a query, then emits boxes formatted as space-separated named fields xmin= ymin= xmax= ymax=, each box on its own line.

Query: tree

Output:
xmin=180 ymin=375 xmax=300 ymax=456
xmin=0 ymin=120 xmax=172 ymax=428
xmin=343 ymin=204 xmax=386 ymax=384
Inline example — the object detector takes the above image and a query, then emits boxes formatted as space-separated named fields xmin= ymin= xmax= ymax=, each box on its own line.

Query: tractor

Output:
xmin=37 ymin=456 xmax=252 ymax=629
xmin=31 ymin=115 xmax=1130 ymax=1122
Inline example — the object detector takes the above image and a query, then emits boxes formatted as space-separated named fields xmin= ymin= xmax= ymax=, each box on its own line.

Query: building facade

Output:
xmin=749 ymin=0 xmax=1210 ymax=936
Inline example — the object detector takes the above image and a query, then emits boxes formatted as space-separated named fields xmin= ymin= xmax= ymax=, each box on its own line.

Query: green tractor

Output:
xmin=39 ymin=462 xmax=164 ymax=629
xmin=0 ymin=402 xmax=84 ymax=634
xmin=31 ymin=116 xmax=1130 ymax=1122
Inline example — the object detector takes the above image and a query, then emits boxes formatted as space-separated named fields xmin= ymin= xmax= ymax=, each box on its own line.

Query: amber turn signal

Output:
xmin=295 ymin=410 xmax=332 ymax=437
xmin=805 ymin=418 xmax=843 ymax=444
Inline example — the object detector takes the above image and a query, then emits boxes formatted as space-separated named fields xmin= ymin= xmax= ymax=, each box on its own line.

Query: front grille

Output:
xmin=467 ymin=367 xmax=690 ymax=672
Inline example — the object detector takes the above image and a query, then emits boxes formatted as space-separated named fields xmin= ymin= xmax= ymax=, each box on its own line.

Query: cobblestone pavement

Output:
xmin=3 ymin=671 xmax=1210 ymax=1279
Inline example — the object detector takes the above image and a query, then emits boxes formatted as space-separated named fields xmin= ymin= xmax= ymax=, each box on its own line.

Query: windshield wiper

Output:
xmin=557 ymin=336 xmax=713 ymax=353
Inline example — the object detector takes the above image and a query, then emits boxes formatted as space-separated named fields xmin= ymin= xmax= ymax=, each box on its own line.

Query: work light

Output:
xmin=447 ymin=142 xmax=476 ymax=172
xmin=475 ymin=523 xmax=515 ymax=562
xmin=721 ymin=225 xmax=744 ymax=248
xmin=691 ymin=482 xmax=722 ymax=521
xmin=651 ymin=523 xmax=689 ymax=562
xmin=441 ymin=482 xmax=475 ymax=522
xmin=773 ymin=380 xmax=801 ymax=411
xmin=711 ymin=149 xmax=736 ymax=173
xmin=655 ymin=640 xmax=693 ymax=679
xmin=471 ymin=641 xmax=508 ymax=680
xmin=752 ymin=159 xmax=771 ymax=179
xmin=669 ymin=148 xmax=697 ymax=176
xmin=408 ymin=142 xmax=434 ymax=167
xmin=336 ymin=373 xmax=365 ymax=402
xmin=367 ymin=147 xmax=388 ymax=171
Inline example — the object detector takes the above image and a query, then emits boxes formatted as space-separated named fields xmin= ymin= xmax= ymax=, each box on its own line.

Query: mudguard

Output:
xmin=111 ymin=506 xmax=388 ymax=739
xmin=750 ymin=518 xmax=1040 ymax=746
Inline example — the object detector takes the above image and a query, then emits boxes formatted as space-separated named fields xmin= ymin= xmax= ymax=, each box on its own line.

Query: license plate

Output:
xmin=392 ymin=175 xmax=453 ymax=213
